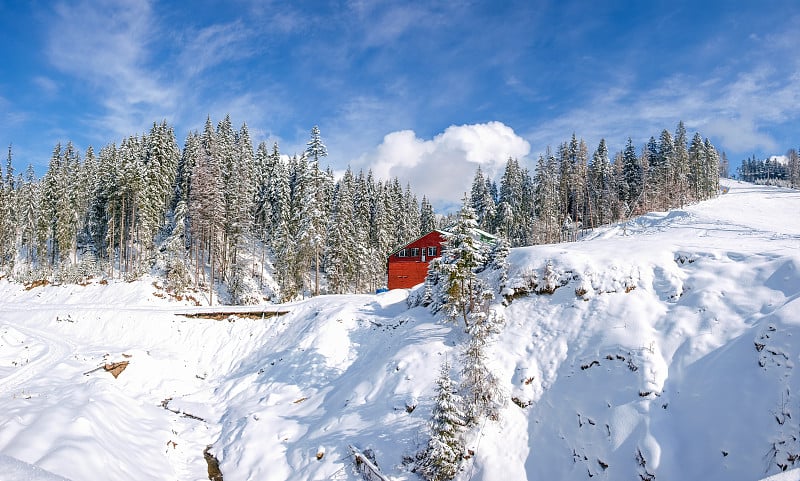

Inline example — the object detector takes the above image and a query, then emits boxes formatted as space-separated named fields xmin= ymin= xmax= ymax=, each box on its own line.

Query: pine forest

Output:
xmin=0 ymin=118 xmax=726 ymax=304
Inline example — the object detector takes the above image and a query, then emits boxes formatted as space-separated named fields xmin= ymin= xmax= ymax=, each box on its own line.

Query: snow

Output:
xmin=1 ymin=181 xmax=799 ymax=480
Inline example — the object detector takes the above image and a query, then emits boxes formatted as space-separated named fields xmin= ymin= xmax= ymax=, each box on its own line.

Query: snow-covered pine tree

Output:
xmin=252 ymin=141 xmax=269 ymax=236
xmin=588 ymin=139 xmax=615 ymax=226
xmin=189 ymin=118 xmax=225 ymax=300
xmin=298 ymin=126 xmax=330 ymax=296
xmin=688 ymin=132 xmax=705 ymax=203
xmin=349 ymin=170 xmax=374 ymax=291
xmin=165 ymin=199 xmax=191 ymax=294
xmin=533 ymin=150 xmax=560 ymax=244
xmin=488 ymin=233 xmax=510 ymax=293
xmin=438 ymin=194 xmax=484 ymax=327
xmin=371 ymin=180 xmax=396 ymax=258
xmin=657 ymin=129 xmax=675 ymax=210
xmin=643 ymin=136 xmax=659 ymax=212
xmin=470 ymin=166 xmax=496 ymax=232
xmin=703 ymin=138 xmax=720 ymax=199
xmin=621 ymin=137 xmax=643 ymax=216
xmin=420 ymin=196 xmax=436 ymax=236
xmin=498 ymin=157 xmax=535 ymax=246
xmin=325 ymin=167 xmax=358 ymax=293
xmin=673 ymin=121 xmax=690 ymax=208
xmin=418 ymin=362 xmax=466 ymax=481
xmin=19 ymin=164 xmax=38 ymax=265
xmin=788 ymin=148 xmax=800 ymax=189
xmin=0 ymin=147 xmax=16 ymax=271
xmin=225 ymin=121 xmax=256 ymax=303
xmin=95 ymin=142 xmax=119 ymax=269
xmin=116 ymin=135 xmax=146 ymax=276
xmin=461 ymin=302 xmax=505 ymax=424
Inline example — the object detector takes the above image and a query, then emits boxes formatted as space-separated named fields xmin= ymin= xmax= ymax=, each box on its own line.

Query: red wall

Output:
xmin=387 ymin=231 xmax=445 ymax=289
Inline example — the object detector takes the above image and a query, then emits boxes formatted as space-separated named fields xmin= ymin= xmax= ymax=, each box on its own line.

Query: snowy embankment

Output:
xmin=1 ymin=181 xmax=799 ymax=481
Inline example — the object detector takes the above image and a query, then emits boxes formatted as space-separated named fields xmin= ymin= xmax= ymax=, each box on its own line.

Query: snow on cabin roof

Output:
xmin=388 ymin=228 xmax=497 ymax=256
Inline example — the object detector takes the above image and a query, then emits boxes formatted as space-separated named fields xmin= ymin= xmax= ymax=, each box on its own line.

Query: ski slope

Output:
xmin=1 ymin=181 xmax=799 ymax=481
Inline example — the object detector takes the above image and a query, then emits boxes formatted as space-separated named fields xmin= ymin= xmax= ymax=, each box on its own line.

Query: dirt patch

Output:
xmin=204 ymin=446 xmax=223 ymax=481
xmin=104 ymin=361 xmax=129 ymax=378
xmin=24 ymin=279 xmax=50 ymax=290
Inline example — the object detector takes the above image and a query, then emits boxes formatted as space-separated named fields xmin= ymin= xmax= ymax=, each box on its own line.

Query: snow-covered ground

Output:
xmin=1 ymin=180 xmax=799 ymax=481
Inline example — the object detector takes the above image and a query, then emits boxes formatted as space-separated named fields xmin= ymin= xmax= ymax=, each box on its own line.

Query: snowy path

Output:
xmin=0 ymin=323 xmax=73 ymax=397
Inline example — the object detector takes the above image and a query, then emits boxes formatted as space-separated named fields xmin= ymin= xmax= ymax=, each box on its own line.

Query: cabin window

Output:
xmin=427 ymin=247 xmax=437 ymax=256
xmin=411 ymin=248 xmax=419 ymax=257
xmin=397 ymin=249 xmax=408 ymax=257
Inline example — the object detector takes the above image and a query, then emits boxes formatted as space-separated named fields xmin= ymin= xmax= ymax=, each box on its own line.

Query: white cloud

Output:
xmin=525 ymin=62 xmax=800 ymax=160
xmin=356 ymin=121 xmax=530 ymax=209
xmin=45 ymin=0 xmax=177 ymax=139
xmin=176 ymin=21 xmax=255 ymax=77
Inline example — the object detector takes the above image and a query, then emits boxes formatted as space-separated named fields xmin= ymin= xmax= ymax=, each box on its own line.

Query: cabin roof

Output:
xmin=388 ymin=228 xmax=497 ymax=257
xmin=388 ymin=230 xmax=448 ymax=256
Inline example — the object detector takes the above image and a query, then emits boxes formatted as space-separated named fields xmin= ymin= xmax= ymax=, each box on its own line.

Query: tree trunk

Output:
xmin=209 ymin=231 xmax=214 ymax=305
xmin=119 ymin=197 xmax=125 ymax=278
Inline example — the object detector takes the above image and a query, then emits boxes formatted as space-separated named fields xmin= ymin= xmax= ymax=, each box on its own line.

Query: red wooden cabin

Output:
xmin=387 ymin=230 xmax=446 ymax=289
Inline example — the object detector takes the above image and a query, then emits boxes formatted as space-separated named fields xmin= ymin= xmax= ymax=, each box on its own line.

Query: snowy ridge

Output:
xmin=1 ymin=181 xmax=799 ymax=480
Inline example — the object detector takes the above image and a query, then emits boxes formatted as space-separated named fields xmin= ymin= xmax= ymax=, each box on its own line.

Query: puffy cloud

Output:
xmin=357 ymin=121 xmax=530 ymax=210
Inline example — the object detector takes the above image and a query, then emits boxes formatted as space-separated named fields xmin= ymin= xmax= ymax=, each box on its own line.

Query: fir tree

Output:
xmin=418 ymin=362 xmax=465 ymax=481
xmin=299 ymin=126 xmax=330 ymax=296
xmin=621 ymin=137 xmax=643 ymax=215
xmin=438 ymin=194 xmax=484 ymax=327
xmin=325 ymin=168 xmax=358 ymax=293
xmin=656 ymin=129 xmax=674 ymax=210
xmin=470 ymin=166 xmax=496 ymax=232
xmin=461 ymin=303 xmax=505 ymax=424
xmin=420 ymin=196 xmax=436 ymax=235
xmin=534 ymin=150 xmax=560 ymax=244
xmin=673 ymin=121 xmax=690 ymax=208
xmin=589 ymin=139 xmax=615 ymax=226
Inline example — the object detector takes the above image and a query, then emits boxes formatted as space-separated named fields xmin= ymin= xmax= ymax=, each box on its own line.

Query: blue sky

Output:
xmin=1 ymin=0 xmax=798 ymax=208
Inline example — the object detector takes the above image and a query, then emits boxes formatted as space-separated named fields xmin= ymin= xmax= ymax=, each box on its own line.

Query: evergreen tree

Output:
xmin=643 ymin=136 xmax=659 ymax=211
xmin=19 ymin=164 xmax=38 ymax=264
xmin=438 ymin=194 xmax=484 ymax=327
xmin=673 ymin=121 xmax=690 ymax=207
xmin=461 ymin=304 xmax=504 ymax=424
xmin=0 ymin=146 xmax=16 ymax=269
xmin=420 ymin=196 xmax=436 ymax=235
xmin=688 ymin=132 xmax=705 ymax=202
xmin=657 ymin=129 xmax=675 ymax=210
xmin=497 ymin=157 xmax=534 ymax=246
xmin=533 ymin=150 xmax=560 ymax=244
xmin=165 ymin=199 xmax=191 ymax=293
xmin=470 ymin=166 xmax=496 ymax=232
xmin=703 ymin=138 xmax=720 ymax=199
xmin=298 ymin=126 xmax=330 ymax=296
xmin=787 ymin=149 xmax=799 ymax=188
xmin=325 ymin=168 xmax=358 ymax=293
xmin=588 ymin=139 xmax=615 ymax=226
xmin=418 ymin=362 xmax=465 ymax=481
xmin=620 ymin=137 xmax=643 ymax=215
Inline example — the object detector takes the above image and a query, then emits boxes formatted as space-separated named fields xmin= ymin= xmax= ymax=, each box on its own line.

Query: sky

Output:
xmin=0 ymin=0 xmax=798 ymax=209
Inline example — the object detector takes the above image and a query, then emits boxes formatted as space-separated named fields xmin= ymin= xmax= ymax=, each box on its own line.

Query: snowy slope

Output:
xmin=487 ymin=182 xmax=800 ymax=481
xmin=0 ymin=181 xmax=799 ymax=481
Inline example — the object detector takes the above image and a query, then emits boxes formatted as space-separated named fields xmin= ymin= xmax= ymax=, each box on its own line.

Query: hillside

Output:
xmin=1 ymin=181 xmax=799 ymax=481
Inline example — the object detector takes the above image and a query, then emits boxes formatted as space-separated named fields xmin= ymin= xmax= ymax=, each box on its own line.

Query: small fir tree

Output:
xmin=461 ymin=302 xmax=505 ymax=424
xmin=418 ymin=362 xmax=466 ymax=481
xmin=438 ymin=194 xmax=484 ymax=327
